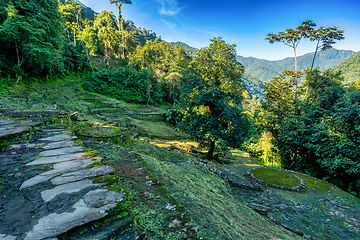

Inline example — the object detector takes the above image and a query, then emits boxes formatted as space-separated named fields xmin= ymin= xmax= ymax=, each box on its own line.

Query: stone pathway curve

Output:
xmin=0 ymin=122 xmax=126 ymax=240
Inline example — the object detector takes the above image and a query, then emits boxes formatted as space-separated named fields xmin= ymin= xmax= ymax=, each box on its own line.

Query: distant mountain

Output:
xmin=169 ymin=42 xmax=198 ymax=58
xmin=331 ymin=51 xmax=360 ymax=85
xmin=237 ymin=48 xmax=355 ymax=83
xmin=242 ymin=74 xmax=263 ymax=99
xmin=236 ymin=56 xmax=282 ymax=83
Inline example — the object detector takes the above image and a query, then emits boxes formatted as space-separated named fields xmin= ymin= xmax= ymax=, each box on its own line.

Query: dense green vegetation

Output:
xmin=169 ymin=41 xmax=199 ymax=58
xmin=331 ymin=51 xmax=360 ymax=85
xmin=177 ymin=37 xmax=251 ymax=159
xmin=0 ymin=0 xmax=71 ymax=81
xmin=0 ymin=0 xmax=359 ymax=205
xmin=1 ymin=1 xmax=360 ymax=237
xmin=83 ymin=67 xmax=163 ymax=105
xmin=253 ymin=69 xmax=360 ymax=196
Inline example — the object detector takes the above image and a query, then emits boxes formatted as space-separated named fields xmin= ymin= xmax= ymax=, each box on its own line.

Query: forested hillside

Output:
xmin=0 ymin=1 xmax=360 ymax=239
xmin=331 ymin=51 xmax=360 ymax=85
xmin=169 ymin=41 xmax=199 ymax=58
xmin=237 ymin=48 xmax=355 ymax=83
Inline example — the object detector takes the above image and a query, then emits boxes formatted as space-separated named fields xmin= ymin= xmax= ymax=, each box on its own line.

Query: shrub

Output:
xmin=83 ymin=67 xmax=164 ymax=105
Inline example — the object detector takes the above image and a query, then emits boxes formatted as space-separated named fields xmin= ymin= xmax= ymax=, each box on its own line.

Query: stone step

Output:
xmin=41 ymin=179 xmax=97 ymax=202
xmin=38 ymin=146 xmax=85 ymax=157
xmin=26 ymin=153 xmax=88 ymax=166
xmin=51 ymin=166 xmax=114 ymax=185
xmin=38 ymin=133 xmax=77 ymax=142
xmin=24 ymin=189 xmax=126 ymax=240
xmin=42 ymin=140 xmax=75 ymax=150
xmin=20 ymin=159 xmax=100 ymax=189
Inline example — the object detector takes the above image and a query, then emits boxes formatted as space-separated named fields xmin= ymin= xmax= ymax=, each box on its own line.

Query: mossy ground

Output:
xmin=250 ymin=168 xmax=302 ymax=188
xmin=1 ymin=75 xmax=360 ymax=239
xmin=78 ymin=126 xmax=124 ymax=138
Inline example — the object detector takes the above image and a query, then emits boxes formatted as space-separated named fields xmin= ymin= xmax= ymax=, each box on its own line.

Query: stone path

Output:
xmin=0 ymin=122 xmax=126 ymax=240
xmin=0 ymin=118 xmax=41 ymax=139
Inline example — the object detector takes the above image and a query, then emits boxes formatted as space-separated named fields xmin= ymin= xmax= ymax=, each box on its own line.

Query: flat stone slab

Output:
xmin=26 ymin=143 xmax=46 ymax=148
xmin=0 ymin=126 xmax=31 ymax=138
xmin=24 ymin=189 xmax=125 ymax=240
xmin=20 ymin=159 xmax=99 ymax=189
xmin=38 ymin=133 xmax=77 ymax=142
xmin=51 ymin=166 xmax=114 ymax=185
xmin=42 ymin=159 xmax=99 ymax=176
xmin=42 ymin=140 xmax=75 ymax=150
xmin=41 ymin=179 xmax=96 ymax=202
xmin=27 ymin=153 xmax=86 ymax=166
xmin=0 ymin=234 xmax=17 ymax=240
xmin=39 ymin=146 xmax=85 ymax=157
xmin=20 ymin=174 xmax=54 ymax=190
xmin=0 ymin=118 xmax=44 ymax=138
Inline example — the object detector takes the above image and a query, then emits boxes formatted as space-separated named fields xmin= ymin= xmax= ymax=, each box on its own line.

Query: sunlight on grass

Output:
xmin=153 ymin=143 xmax=171 ymax=148
xmin=244 ymin=163 xmax=261 ymax=167
xmin=230 ymin=149 xmax=249 ymax=157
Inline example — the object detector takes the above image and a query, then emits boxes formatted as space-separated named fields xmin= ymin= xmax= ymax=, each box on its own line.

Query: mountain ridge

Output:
xmin=169 ymin=42 xmax=355 ymax=83
xmin=331 ymin=51 xmax=360 ymax=85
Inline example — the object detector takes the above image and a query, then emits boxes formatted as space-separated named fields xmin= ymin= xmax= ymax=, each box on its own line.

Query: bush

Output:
xmin=63 ymin=42 xmax=90 ymax=73
xmin=242 ymin=131 xmax=280 ymax=167
xmin=82 ymin=67 xmax=164 ymax=105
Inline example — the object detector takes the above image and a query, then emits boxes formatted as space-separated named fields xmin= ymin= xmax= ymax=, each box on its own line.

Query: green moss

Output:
xmin=73 ymin=139 xmax=84 ymax=146
xmin=111 ymin=131 xmax=131 ymax=146
xmin=141 ymin=154 xmax=298 ymax=239
xmin=83 ymin=150 xmax=97 ymax=158
xmin=250 ymin=168 xmax=301 ymax=188
xmin=78 ymin=126 xmax=124 ymax=138
xmin=0 ymin=140 xmax=9 ymax=150
xmin=93 ymin=175 xmax=120 ymax=184
xmin=86 ymin=161 xmax=103 ymax=168
xmin=46 ymin=115 xmax=72 ymax=126
xmin=0 ymin=108 xmax=6 ymax=113
xmin=106 ymin=189 xmax=132 ymax=216
xmin=294 ymin=173 xmax=333 ymax=193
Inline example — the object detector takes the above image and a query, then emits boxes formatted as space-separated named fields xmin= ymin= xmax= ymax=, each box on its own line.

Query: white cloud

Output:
xmin=156 ymin=0 xmax=180 ymax=16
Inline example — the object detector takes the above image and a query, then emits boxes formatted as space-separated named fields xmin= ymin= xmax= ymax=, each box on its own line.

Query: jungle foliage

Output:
xmin=254 ymin=69 xmax=360 ymax=196
xmin=1 ymin=0 xmax=359 ymax=198
xmin=83 ymin=67 xmax=163 ymax=105
xmin=177 ymin=37 xmax=252 ymax=159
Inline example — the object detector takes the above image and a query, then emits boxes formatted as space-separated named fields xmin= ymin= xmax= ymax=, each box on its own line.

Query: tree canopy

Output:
xmin=179 ymin=37 xmax=250 ymax=159
xmin=0 ymin=0 xmax=64 ymax=80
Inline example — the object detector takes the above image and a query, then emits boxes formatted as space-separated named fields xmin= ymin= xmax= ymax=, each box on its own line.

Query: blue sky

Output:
xmin=80 ymin=0 xmax=360 ymax=60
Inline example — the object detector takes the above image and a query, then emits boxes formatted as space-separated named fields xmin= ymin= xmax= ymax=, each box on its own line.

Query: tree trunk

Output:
xmin=208 ymin=141 xmax=215 ymax=159
xmin=294 ymin=48 xmax=298 ymax=101
xmin=304 ymin=40 xmax=320 ymax=100
xmin=117 ymin=3 xmax=122 ymax=31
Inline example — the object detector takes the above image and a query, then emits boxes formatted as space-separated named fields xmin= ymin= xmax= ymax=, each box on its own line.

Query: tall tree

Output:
xmin=179 ymin=37 xmax=249 ymax=159
xmin=266 ymin=20 xmax=315 ymax=93
xmin=304 ymin=25 xmax=344 ymax=99
xmin=93 ymin=10 xmax=118 ymax=59
xmin=130 ymin=39 xmax=190 ymax=102
xmin=110 ymin=0 xmax=132 ymax=59
xmin=59 ymin=0 xmax=85 ymax=46
xmin=110 ymin=0 xmax=132 ymax=32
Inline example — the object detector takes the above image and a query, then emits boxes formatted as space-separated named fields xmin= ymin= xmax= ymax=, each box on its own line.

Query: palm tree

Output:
xmin=110 ymin=0 xmax=132 ymax=32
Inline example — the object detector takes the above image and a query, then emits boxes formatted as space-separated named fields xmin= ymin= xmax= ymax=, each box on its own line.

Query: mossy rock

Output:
xmin=248 ymin=167 xmax=305 ymax=191
xmin=78 ymin=126 xmax=124 ymax=138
